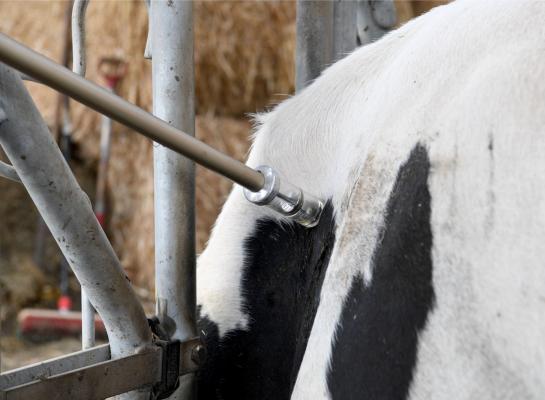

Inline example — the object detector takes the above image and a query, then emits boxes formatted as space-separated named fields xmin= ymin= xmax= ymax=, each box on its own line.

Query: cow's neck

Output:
xmin=197 ymin=203 xmax=336 ymax=399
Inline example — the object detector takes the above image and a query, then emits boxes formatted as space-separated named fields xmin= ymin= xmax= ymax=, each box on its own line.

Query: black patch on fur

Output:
xmin=328 ymin=144 xmax=435 ymax=400
xmin=197 ymin=202 xmax=336 ymax=399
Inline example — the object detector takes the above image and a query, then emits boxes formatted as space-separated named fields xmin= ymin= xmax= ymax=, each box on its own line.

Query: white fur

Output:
xmin=198 ymin=0 xmax=545 ymax=398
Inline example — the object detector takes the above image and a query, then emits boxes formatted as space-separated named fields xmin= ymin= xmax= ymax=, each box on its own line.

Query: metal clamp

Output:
xmin=244 ymin=165 xmax=324 ymax=228
xmin=148 ymin=315 xmax=205 ymax=399
xmin=0 ymin=337 xmax=205 ymax=400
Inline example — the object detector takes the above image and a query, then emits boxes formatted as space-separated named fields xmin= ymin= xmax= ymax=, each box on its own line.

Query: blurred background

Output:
xmin=0 ymin=0 xmax=446 ymax=369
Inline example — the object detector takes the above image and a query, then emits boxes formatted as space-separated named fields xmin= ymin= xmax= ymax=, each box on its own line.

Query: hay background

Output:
xmin=0 ymin=1 xmax=446 ymax=293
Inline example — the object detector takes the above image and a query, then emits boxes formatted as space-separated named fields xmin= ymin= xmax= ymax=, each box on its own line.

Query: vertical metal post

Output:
xmin=296 ymin=0 xmax=396 ymax=92
xmin=333 ymin=0 xmax=358 ymax=62
xmin=295 ymin=1 xmax=334 ymax=92
xmin=71 ymin=0 xmax=95 ymax=351
xmin=150 ymin=1 xmax=196 ymax=399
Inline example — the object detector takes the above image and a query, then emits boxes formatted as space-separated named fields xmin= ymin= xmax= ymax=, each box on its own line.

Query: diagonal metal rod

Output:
xmin=0 ymin=160 xmax=20 ymax=182
xmin=69 ymin=0 xmax=95 ymax=352
xmin=0 ymin=62 xmax=153 ymax=362
xmin=0 ymin=33 xmax=264 ymax=192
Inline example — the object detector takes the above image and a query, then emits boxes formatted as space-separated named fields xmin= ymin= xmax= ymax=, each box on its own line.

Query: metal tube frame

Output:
xmin=0 ymin=64 xmax=153 ymax=399
xmin=295 ymin=1 xmax=334 ymax=92
xmin=333 ymin=0 xmax=358 ymax=62
xmin=150 ymin=1 xmax=196 ymax=399
xmin=0 ymin=160 xmax=19 ymax=182
xmin=71 ymin=0 xmax=95 ymax=351
xmin=296 ymin=0 xmax=396 ymax=91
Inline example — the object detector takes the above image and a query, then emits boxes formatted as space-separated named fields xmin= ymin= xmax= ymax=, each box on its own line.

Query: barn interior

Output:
xmin=0 ymin=0 xmax=446 ymax=370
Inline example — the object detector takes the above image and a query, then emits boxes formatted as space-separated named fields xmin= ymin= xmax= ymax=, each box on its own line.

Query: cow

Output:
xmin=196 ymin=1 xmax=545 ymax=399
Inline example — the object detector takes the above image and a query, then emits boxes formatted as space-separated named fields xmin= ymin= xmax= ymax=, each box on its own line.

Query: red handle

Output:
xmin=98 ymin=57 xmax=127 ymax=89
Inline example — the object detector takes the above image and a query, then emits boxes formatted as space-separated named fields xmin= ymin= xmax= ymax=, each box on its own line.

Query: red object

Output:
xmin=98 ymin=57 xmax=127 ymax=90
xmin=57 ymin=295 xmax=72 ymax=311
xmin=18 ymin=308 xmax=107 ymax=338
xmin=105 ymin=76 xmax=120 ymax=90
xmin=95 ymin=211 xmax=106 ymax=228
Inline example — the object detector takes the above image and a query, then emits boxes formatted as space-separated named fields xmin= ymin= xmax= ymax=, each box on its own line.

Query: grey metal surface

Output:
xmin=0 ymin=32 xmax=264 ymax=192
xmin=295 ymin=1 xmax=334 ymax=92
xmin=0 ymin=160 xmax=20 ymax=182
xmin=80 ymin=292 xmax=95 ymax=349
xmin=0 ymin=62 xmax=153 ymax=374
xmin=0 ymin=347 xmax=161 ymax=400
xmin=95 ymin=105 xmax=112 ymax=220
xmin=71 ymin=0 xmax=96 ymax=351
xmin=0 ymin=344 xmax=110 ymax=389
xmin=71 ymin=0 xmax=89 ymax=76
xmin=333 ymin=0 xmax=358 ymax=62
xmin=150 ymin=1 xmax=196 ymax=398
xmin=356 ymin=0 xmax=397 ymax=45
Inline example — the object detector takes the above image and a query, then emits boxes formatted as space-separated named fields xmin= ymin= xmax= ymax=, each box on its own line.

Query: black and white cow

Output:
xmin=196 ymin=1 xmax=545 ymax=398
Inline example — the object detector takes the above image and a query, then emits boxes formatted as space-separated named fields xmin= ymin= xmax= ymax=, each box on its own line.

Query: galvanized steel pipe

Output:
xmin=150 ymin=1 xmax=196 ymax=398
xmin=333 ymin=0 xmax=358 ymax=62
xmin=70 ymin=0 xmax=95 ymax=351
xmin=0 ymin=160 xmax=20 ymax=182
xmin=0 ymin=33 xmax=264 ymax=192
xmin=295 ymin=1 xmax=334 ymax=92
xmin=71 ymin=0 xmax=89 ymax=76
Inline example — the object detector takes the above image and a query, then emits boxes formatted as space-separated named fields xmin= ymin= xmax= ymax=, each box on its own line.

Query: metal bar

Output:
xmin=0 ymin=344 xmax=110 ymax=389
xmin=295 ymin=0 xmax=334 ymax=92
xmin=150 ymin=1 xmax=196 ymax=399
xmin=333 ymin=0 xmax=358 ymax=61
xmin=0 ymin=33 xmax=264 ymax=192
xmin=0 ymin=347 xmax=161 ymax=400
xmin=0 ymin=160 xmax=20 ymax=182
xmin=71 ymin=0 xmax=89 ymax=76
xmin=0 ymin=62 xmax=153 ymax=367
xmin=94 ymin=105 xmax=112 ymax=225
xmin=80 ymin=281 xmax=95 ymax=349
xmin=33 ymin=0 xmax=73 ymax=283
xmin=70 ymin=0 xmax=96 ymax=350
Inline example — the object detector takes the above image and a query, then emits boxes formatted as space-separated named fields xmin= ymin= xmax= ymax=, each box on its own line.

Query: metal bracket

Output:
xmin=153 ymin=340 xmax=181 ymax=399
xmin=244 ymin=165 xmax=324 ymax=228
xmin=0 ymin=337 xmax=204 ymax=400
